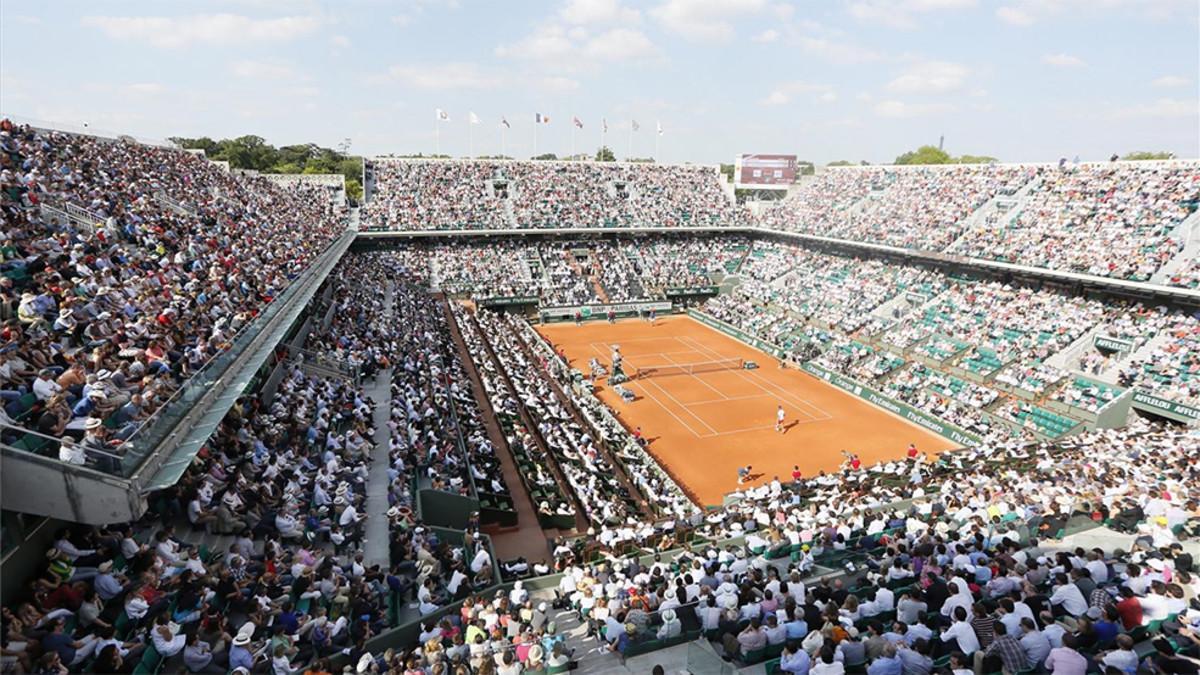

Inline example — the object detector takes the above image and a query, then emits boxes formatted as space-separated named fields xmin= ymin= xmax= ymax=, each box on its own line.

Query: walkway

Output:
xmin=439 ymin=297 xmax=551 ymax=564
xmin=363 ymin=281 xmax=396 ymax=567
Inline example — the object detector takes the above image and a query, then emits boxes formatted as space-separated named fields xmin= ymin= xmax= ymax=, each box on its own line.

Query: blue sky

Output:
xmin=1 ymin=0 xmax=1197 ymax=164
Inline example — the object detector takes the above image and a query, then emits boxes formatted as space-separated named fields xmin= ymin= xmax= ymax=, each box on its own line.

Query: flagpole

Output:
xmin=468 ymin=121 xmax=474 ymax=159
xmin=533 ymin=118 xmax=538 ymax=158
xmin=571 ymin=121 xmax=576 ymax=160
xmin=501 ymin=127 xmax=506 ymax=158
xmin=435 ymin=118 xmax=441 ymax=156
xmin=628 ymin=123 xmax=633 ymax=161
xmin=655 ymin=123 xmax=660 ymax=162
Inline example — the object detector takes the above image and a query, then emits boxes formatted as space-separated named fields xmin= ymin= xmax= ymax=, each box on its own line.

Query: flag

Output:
xmin=436 ymin=108 xmax=449 ymax=122
xmin=469 ymin=112 xmax=481 ymax=125
xmin=602 ymin=118 xmax=608 ymax=133
xmin=656 ymin=121 xmax=663 ymax=136
xmin=535 ymin=113 xmax=551 ymax=124
xmin=572 ymin=116 xmax=583 ymax=129
xmin=632 ymin=120 xmax=640 ymax=132
xmin=500 ymin=117 xmax=510 ymax=129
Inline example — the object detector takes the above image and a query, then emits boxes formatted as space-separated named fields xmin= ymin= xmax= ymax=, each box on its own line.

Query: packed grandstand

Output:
xmin=1 ymin=118 xmax=1199 ymax=675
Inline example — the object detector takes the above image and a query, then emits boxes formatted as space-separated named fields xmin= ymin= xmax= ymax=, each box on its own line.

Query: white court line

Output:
xmin=627 ymin=380 xmax=706 ymax=438
xmin=684 ymin=394 xmax=774 ymax=405
xmin=643 ymin=377 xmax=720 ymax=435
xmin=662 ymin=352 xmax=729 ymax=401
xmin=679 ymin=334 xmax=833 ymax=422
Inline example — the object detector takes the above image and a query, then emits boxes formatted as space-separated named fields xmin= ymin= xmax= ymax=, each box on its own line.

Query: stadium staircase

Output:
xmin=362 ymin=281 xmax=397 ymax=567
xmin=1045 ymin=323 xmax=1105 ymax=371
xmin=945 ymin=175 xmax=1043 ymax=254
xmin=1150 ymin=206 xmax=1200 ymax=284
xmin=1093 ymin=328 xmax=1176 ymax=385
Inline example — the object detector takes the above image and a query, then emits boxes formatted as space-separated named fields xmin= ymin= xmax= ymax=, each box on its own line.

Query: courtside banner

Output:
xmin=541 ymin=300 xmax=672 ymax=321
xmin=1092 ymin=334 xmax=1134 ymax=353
xmin=800 ymin=362 xmax=981 ymax=446
xmin=477 ymin=296 xmax=540 ymax=307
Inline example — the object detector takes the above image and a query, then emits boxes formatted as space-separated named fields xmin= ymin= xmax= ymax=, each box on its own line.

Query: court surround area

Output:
xmin=536 ymin=315 xmax=956 ymax=505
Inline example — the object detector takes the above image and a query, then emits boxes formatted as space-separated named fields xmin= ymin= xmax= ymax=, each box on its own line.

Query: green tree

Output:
xmin=797 ymin=161 xmax=815 ymax=176
xmin=956 ymin=155 xmax=998 ymax=164
xmin=595 ymin=146 xmax=616 ymax=162
xmin=827 ymin=160 xmax=855 ymax=167
xmin=895 ymin=145 xmax=952 ymax=165
xmin=719 ymin=163 xmax=735 ymax=179
xmin=1122 ymin=151 xmax=1175 ymax=160
xmin=532 ymin=153 xmax=558 ymax=160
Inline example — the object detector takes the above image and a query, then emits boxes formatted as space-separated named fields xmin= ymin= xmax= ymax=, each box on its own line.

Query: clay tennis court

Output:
xmin=535 ymin=315 xmax=956 ymax=506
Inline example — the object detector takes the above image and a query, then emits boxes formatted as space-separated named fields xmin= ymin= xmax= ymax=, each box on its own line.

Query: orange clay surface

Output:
xmin=535 ymin=315 xmax=956 ymax=506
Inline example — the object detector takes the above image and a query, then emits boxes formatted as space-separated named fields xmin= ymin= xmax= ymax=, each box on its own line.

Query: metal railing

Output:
xmin=0 ymin=230 xmax=354 ymax=479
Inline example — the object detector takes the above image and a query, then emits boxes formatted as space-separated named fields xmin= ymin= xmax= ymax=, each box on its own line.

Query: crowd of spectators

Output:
xmin=761 ymin=165 xmax=1035 ymax=251
xmin=0 ymin=120 xmax=344 ymax=470
xmin=524 ymin=419 xmax=1199 ymax=671
xmin=949 ymin=163 xmax=1199 ymax=282
xmin=361 ymin=160 xmax=738 ymax=231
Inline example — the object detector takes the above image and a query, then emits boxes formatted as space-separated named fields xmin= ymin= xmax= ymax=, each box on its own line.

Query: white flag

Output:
xmin=656 ymin=121 xmax=663 ymax=136
xmin=632 ymin=120 xmax=640 ymax=132
xmin=469 ymin=112 xmax=481 ymax=125
xmin=436 ymin=108 xmax=449 ymax=122
xmin=602 ymin=118 xmax=608 ymax=133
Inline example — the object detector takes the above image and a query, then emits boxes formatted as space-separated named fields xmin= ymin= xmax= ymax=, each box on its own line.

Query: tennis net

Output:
xmin=632 ymin=358 xmax=744 ymax=379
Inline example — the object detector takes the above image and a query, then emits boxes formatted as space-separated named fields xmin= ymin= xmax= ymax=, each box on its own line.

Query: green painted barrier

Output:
xmin=800 ymin=362 xmax=981 ymax=446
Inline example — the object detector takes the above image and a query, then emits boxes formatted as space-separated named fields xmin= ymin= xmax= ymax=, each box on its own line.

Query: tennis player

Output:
xmin=775 ymin=405 xmax=785 ymax=433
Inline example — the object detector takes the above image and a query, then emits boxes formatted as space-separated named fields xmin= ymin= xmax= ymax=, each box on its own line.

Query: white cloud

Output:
xmin=1042 ymin=53 xmax=1085 ymax=67
xmin=874 ymin=100 xmax=956 ymax=118
xmin=797 ymin=36 xmax=881 ymax=64
xmin=539 ymin=76 xmax=581 ymax=92
xmin=330 ymin=34 xmax=351 ymax=48
xmin=650 ymin=0 xmax=768 ymax=41
xmin=995 ymin=6 xmax=1034 ymax=24
xmin=559 ymin=0 xmax=641 ymax=25
xmin=390 ymin=0 xmax=461 ymax=27
xmin=385 ymin=62 xmax=502 ymax=89
xmin=124 ymin=82 xmax=166 ymax=95
xmin=995 ymin=0 xmax=1188 ymax=26
xmin=886 ymin=60 xmax=969 ymax=94
xmin=753 ymin=28 xmax=780 ymax=43
xmin=582 ymin=28 xmax=658 ymax=60
xmin=1110 ymin=98 xmax=1199 ymax=119
xmin=12 ymin=15 xmax=41 ymax=25
xmin=496 ymin=24 xmax=576 ymax=60
xmin=230 ymin=60 xmax=296 ymax=80
xmin=1151 ymin=75 xmax=1190 ymax=88
xmin=848 ymin=0 xmax=975 ymax=29
xmin=759 ymin=81 xmax=835 ymax=106
xmin=496 ymin=22 xmax=657 ymax=63
xmin=81 ymin=13 xmax=321 ymax=48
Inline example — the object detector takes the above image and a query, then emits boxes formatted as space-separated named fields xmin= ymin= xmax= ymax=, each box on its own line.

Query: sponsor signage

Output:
xmin=478 ymin=296 xmax=540 ymax=307
xmin=1131 ymin=390 xmax=1200 ymax=422
xmin=800 ymin=362 xmax=981 ymax=446
xmin=665 ymin=286 xmax=719 ymax=297
xmin=1093 ymin=334 xmax=1134 ymax=353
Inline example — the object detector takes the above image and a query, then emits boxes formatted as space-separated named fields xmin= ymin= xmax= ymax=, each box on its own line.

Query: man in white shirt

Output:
xmin=940 ymin=607 xmax=980 ymax=655
xmin=1048 ymin=574 xmax=1088 ymax=617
